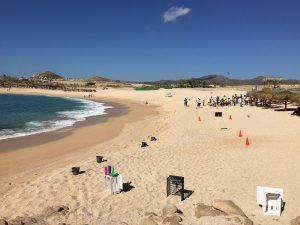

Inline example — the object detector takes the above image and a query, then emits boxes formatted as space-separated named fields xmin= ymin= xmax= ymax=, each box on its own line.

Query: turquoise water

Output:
xmin=0 ymin=94 xmax=111 ymax=140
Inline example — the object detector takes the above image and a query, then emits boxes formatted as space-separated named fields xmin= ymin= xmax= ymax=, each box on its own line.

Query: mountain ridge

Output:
xmin=155 ymin=75 xmax=300 ymax=86
xmin=1 ymin=72 xmax=300 ymax=86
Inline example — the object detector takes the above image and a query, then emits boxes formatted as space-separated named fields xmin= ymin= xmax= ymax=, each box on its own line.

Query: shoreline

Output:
xmin=0 ymin=90 xmax=157 ymax=179
xmin=0 ymin=99 xmax=128 ymax=152
xmin=0 ymin=95 xmax=123 ymax=142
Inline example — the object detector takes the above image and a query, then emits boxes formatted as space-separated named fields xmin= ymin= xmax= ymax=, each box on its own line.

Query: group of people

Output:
xmin=184 ymin=97 xmax=205 ymax=108
xmin=83 ymin=94 xmax=94 ymax=98
xmin=208 ymin=95 xmax=243 ymax=106
xmin=184 ymin=94 xmax=257 ymax=108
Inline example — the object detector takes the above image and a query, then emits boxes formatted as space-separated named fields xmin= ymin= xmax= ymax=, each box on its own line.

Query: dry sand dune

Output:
xmin=0 ymin=87 xmax=300 ymax=225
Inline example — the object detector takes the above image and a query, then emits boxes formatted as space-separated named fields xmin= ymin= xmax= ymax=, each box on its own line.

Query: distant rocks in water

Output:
xmin=32 ymin=71 xmax=62 ymax=80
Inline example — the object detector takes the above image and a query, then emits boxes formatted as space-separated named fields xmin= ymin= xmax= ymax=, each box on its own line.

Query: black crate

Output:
xmin=215 ymin=112 xmax=222 ymax=117
xmin=167 ymin=175 xmax=184 ymax=201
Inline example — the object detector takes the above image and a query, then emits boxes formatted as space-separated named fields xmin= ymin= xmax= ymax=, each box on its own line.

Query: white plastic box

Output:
xmin=257 ymin=186 xmax=283 ymax=216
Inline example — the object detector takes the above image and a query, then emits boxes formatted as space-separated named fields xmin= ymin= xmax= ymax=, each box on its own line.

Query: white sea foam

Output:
xmin=58 ymin=97 xmax=112 ymax=121
xmin=0 ymin=98 xmax=113 ymax=140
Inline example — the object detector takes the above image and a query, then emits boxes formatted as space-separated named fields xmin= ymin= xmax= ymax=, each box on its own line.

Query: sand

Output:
xmin=0 ymin=87 xmax=300 ymax=225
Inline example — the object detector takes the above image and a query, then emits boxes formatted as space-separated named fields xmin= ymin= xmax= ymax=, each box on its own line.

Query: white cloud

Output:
xmin=163 ymin=6 xmax=191 ymax=23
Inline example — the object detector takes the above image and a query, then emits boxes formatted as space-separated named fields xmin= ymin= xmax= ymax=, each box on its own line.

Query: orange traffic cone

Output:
xmin=229 ymin=115 xmax=232 ymax=120
xmin=238 ymin=130 xmax=243 ymax=137
xmin=245 ymin=137 xmax=250 ymax=146
xmin=198 ymin=116 xmax=201 ymax=122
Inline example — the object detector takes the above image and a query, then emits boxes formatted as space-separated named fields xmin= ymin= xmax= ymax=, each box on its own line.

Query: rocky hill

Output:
xmin=87 ymin=76 xmax=111 ymax=82
xmin=32 ymin=71 xmax=63 ymax=80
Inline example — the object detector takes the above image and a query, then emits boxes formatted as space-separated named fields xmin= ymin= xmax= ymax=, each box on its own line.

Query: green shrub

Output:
xmin=134 ymin=86 xmax=160 ymax=91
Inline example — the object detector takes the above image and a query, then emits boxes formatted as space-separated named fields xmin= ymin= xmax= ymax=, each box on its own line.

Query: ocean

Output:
xmin=0 ymin=94 xmax=112 ymax=140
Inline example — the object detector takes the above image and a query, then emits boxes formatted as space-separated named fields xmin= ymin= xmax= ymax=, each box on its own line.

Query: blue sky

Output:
xmin=0 ymin=0 xmax=300 ymax=81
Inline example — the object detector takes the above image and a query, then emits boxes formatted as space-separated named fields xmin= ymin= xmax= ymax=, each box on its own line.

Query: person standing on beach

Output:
xmin=238 ymin=96 xmax=242 ymax=106
xmin=184 ymin=98 xmax=188 ymax=107
xmin=196 ymin=98 xmax=201 ymax=108
xmin=233 ymin=95 xmax=237 ymax=106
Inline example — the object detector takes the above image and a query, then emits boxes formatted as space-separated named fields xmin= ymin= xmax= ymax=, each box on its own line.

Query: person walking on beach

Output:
xmin=209 ymin=97 xmax=213 ymax=105
xmin=238 ymin=96 xmax=242 ymax=107
xmin=184 ymin=98 xmax=188 ymax=107
xmin=233 ymin=95 xmax=237 ymax=106
xmin=196 ymin=98 xmax=201 ymax=108
xmin=216 ymin=96 xmax=220 ymax=105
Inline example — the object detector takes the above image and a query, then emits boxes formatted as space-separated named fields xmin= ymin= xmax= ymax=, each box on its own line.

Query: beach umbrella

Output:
xmin=250 ymin=90 xmax=274 ymax=106
xmin=249 ymin=89 xmax=300 ymax=109
xmin=253 ymin=90 xmax=272 ymax=99
xmin=296 ymin=96 xmax=300 ymax=105
xmin=272 ymin=91 xmax=299 ymax=110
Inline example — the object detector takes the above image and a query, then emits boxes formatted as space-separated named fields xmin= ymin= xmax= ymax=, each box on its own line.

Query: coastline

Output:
xmin=0 ymin=99 xmax=128 ymax=152
xmin=0 ymin=94 xmax=117 ymax=141
xmin=0 ymin=90 xmax=157 ymax=178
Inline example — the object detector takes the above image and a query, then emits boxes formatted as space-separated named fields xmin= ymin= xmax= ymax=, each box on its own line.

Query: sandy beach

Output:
xmin=0 ymin=87 xmax=300 ymax=225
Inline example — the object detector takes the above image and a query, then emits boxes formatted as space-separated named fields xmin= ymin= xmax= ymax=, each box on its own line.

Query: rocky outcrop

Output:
xmin=195 ymin=200 xmax=253 ymax=225
xmin=291 ymin=216 xmax=300 ymax=225
xmin=212 ymin=200 xmax=246 ymax=217
xmin=0 ymin=219 xmax=8 ymax=225
xmin=141 ymin=204 xmax=183 ymax=225
xmin=195 ymin=203 xmax=226 ymax=218
xmin=41 ymin=205 xmax=69 ymax=217
xmin=8 ymin=216 xmax=42 ymax=225
xmin=140 ymin=218 xmax=158 ymax=225
xmin=3 ymin=205 xmax=69 ymax=225
xmin=162 ymin=214 xmax=182 ymax=224
xmin=162 ymin=204 xmax=179 ymax=216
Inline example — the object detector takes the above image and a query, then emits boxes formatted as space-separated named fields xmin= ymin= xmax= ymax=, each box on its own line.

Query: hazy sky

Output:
xmin=1 ymin=0 xmax=300 ymax=81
